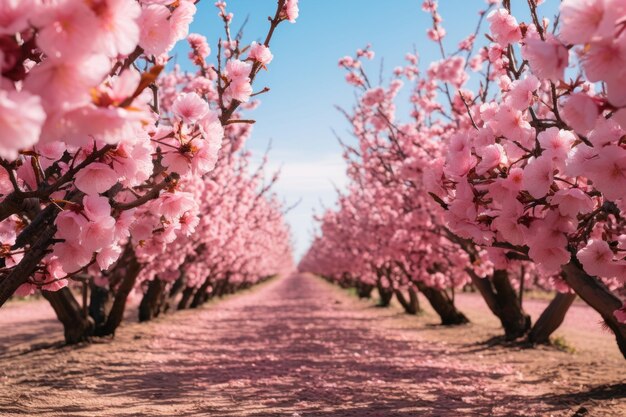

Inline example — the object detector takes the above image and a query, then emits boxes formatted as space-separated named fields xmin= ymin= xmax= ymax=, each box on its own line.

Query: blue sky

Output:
xmin=173 ymin=0 xmax=561 ymax=258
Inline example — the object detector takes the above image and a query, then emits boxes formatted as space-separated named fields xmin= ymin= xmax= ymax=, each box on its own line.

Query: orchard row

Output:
xmin=300 ymin=0 xmax=626 ymax=358
xmin=0 ymin=0 xmax=297 ymax=343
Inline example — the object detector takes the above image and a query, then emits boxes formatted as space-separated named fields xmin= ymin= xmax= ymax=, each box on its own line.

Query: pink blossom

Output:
xmin=362 ymin=88 xmax=386 ymax=106
xmin=338 ymin=56 xmax=357 ymax=68
xmin=492 ymin=201 xmax=527 ymax=245
xmin=615 ymin=304 xmax=626 ymax=324
xmin=588 ymin=116 xmax=622 ymax=147
xmin=577 ymin=239 xmax=620 ymax=278
xmin=157 ymin=192 xmax=196 ymax=220
xmin=52 ymin=241 xmax=94 ymax=273
xmin=83 ymin=195 xmax=113 ymax=222
xmin=96 ymin=245 xmax=122 ymax=270
xmin=549 ymin=188 xmax=594 ymax=218
xmin=139 ymin=4 xmax=173 ymax=57
xmin=114 ymin=208 xmax=135 ymax=241
xmin=227 ymin=78 xmax=253 ymax=103
xmin=606 ymin=77 xmax=626 ymax=107
xmin=14 ymin=283 xmax=36 ymax=297
xmin=487 ymin=9 xmax=521 ymax=47
xmin=422 ymin=0 xmax=438 ymax=12
xmin=23 ymin=54 xmax=110 ymax=109
xmin=130 ymin=217 xmax=157 ymax=242
xmin=427 ymin=27 xmax=446 ymax=41
xmin=0 ymin=167 xmax=13 ymax=195
xmin=37 ymin=258 xmax=68 ymax=292
xmin=522 ymin=155 xmax=554 ymax=198
xmin=196 ymin=112 xmax=224 ymax=174
xmin=0 ymin=89 xmax=46 ymax=160
xmin=55 ymin=210 xmax=88 ymax=242
xmin=538 ymin=127 xmax=576 ymax=164
xmin=225 ymin=59 xmax=252 ymax=81
xmin=171 ymin=92 xmax=209 ymax=124
xmin=114 ymin=141 xmax=152 ymax=187
xmin=178 ymin=210 xmax=200 ymax=235
xmin=0 ymin=0 xmax=35 ymax=34
xmin=527 ymin=224 xmax=570 ymax=274
xmin=428 ymin=56 xmax=467 ymax=87
xmin=109 ymin=68 xmax=141 ymax=103
xmin=74 ymin=163 xmax=119 ymax=195
xmin=505 ymin=75 xmax=540 ymax=110
xmin=586 ymin=145 xmax=626 ymax=201
xmin=445 ymin=133 xmax=474 ymax=177
xmin=191 ymin=141 xmax=218 ymax=175
xmin=162 ymin=150 xmax=191 ymax=175
xmin=476 ymin=143 xmax=507 ymax=175
xmin=564 ymin=144 xmax=596 ymax=177
xmin=458 ymin=34 xmax=476 ymax=51
xmin=345 ymin=72 xmax=364 ymax=86
xmin=34 ymin=0 xmax=100 ymax=60
xmin=80 ymin=217 xmax=116 ymax=252
xmin=560 ymin=93 xmax=599 ymax=135
xmin=170 ymin=0 xmax=196 ymax=42
xmin=494 ymin=105 xmax=533 ymax=145
xmin=16 ymin=160 xmax=37 ymax=190
xmin=93 ymin=0 xmax=141 ymax=57
xmin=487 ymin=167 xmax=524 ymax=203
xmin=559 ymin=0 xmax=610 ymax=45
xmin=188 ymin=33 xmax=211 ymax=61
xmin=248 ymin=42 xmax=273 ymax=65
xmin=581 ymin=38 xmax=626 ymax=85
xmin=522 ymin=35 xmax=569 ymax=81
xmin=280 ymin=0 xmax=299 ymax=23
xmin=79 ymin=195 xmax=116 ymax=252
xmin=61 ymin=104 xmax=143 ymax=146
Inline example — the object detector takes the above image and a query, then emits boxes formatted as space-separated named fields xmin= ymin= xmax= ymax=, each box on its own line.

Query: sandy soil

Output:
xmin=0 ymin=273 xmax=624 ymax=417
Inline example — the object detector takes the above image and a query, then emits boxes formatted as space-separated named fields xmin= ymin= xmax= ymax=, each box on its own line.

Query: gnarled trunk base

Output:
xmin=416 ymin=282 xmax=469 ymax=325
xmin=376 ymin=282 xmax=393 ymax=307
xmin=139 ymin=278 xmax=166 ymax=322
xmin=469 ymin=269 xmax=530 ymax=340
xmin=395 ymin=288 xmax=420 ymax=315
xmin=43 ymin=287 xmax=94 ymax=345
xmin=562 ymin=261 xmax=626 ymax=359
xmin=356 ymin=283 xmax=374 ymax=299
xmin=528 ymin=292 xmax=576 ymax=344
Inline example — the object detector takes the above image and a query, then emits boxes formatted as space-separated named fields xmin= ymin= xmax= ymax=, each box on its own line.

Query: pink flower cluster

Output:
xmin=302 ymin=0 xmax=626 ymax=348
xmin=0 ymin=0 xmax=296 ymax=318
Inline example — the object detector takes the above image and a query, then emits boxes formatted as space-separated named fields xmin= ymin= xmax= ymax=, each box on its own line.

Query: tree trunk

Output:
xmin=357 ymin=283 xmax=374 ymax=299
xmin=395 ymin=288 xmax=420 ymax=315
xmin=178 ymin=286 xmax=196 ymax=310
xmin=89 ymin=283 xmax=112 ymax=330
xmin=43 ymin=287 xmax=94 ymax=345
xmin=163 ymin=275 xmax=185 ymax=314
xmin=562 ymin=260 xmax=626 ymax=358
xmin=190 ymin=279 xmax=212 ymax=308
xmin=95 ymin=254 xmax=141 ymax=337
xmin=415 ymin=282 xmax=469 ymax=325
xmin=408 ymin=287 xmax=421 ymax=314
xmin=376 ymin=281 xmax=393 ymax=307
xmin=139 ymin=278 xmax=165 ymax=322
xmin=0 ymin=218 xmax=57 ymax=308
xmin=467 ymin=269 xmax=530 ymax=339
xmin=492 ymin=270 xmax=532 ymax=339
xmin=528 ymin=292 xmax=576 ymax=344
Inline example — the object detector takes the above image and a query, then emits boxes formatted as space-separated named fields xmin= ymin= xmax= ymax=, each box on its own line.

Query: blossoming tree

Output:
xmin=0 ymin=0 xmax=298 ymax=343
xmin=301 ymin=0 xmax=626 ymax=357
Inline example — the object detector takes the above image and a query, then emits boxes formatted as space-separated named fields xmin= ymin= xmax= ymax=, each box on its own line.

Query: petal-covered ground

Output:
xmin=0 ymin=274 xmax=624 ymax=416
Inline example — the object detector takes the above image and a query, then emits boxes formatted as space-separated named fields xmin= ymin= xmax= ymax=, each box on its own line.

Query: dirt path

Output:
xmin=0 ymin=274 xmax=624 ymax=417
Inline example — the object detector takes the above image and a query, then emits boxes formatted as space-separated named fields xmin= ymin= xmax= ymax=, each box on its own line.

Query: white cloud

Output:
xmin=255 ymin=152 xmax=348 ymax=260
xmin=267 ymin=152 xmax=348 ymax=192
